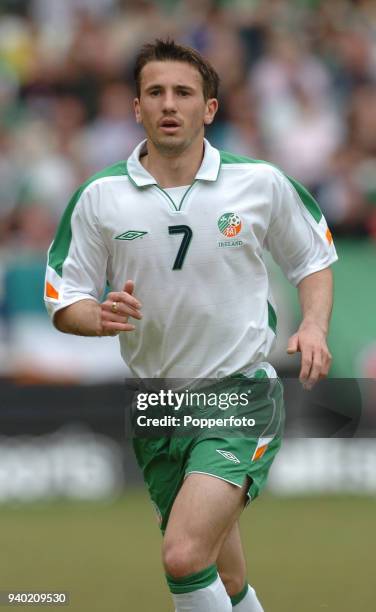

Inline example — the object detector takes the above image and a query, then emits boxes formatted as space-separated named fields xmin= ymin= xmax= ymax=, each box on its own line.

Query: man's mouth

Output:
xmin=159 ymin=118 xmax=181 ymax=132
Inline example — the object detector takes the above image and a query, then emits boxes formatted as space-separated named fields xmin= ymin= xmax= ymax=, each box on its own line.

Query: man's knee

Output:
xmin=219 ymin=570 xmax=246 ymax=597
xmin=162 ymin=539 xmax=209 ymax=578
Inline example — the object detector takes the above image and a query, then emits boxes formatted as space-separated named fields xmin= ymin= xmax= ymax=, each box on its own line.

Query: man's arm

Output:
xmin=287 ymin=267 xmax=333 ymax=389
xmin=54 ymin=280 xmax=142 ymax=337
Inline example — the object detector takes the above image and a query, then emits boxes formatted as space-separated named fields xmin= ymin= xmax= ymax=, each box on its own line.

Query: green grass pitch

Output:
xmin=0 ymin=491 xmax=375 ymax=611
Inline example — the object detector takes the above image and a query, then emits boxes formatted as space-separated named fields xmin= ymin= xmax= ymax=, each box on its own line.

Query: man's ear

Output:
xmin=204 ymin=98 xmax=218 ymax=126
xmin=134 ymin=98 xmax=142 ymax=124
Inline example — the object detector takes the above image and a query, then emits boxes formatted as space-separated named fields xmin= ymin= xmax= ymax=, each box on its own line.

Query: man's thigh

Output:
xmin=162 ymin=472 xmax=249 ymax=570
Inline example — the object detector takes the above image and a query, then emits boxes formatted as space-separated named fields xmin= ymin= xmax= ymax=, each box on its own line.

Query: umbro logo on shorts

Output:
xmin=216 ymin=449 xmax=240 ymax=464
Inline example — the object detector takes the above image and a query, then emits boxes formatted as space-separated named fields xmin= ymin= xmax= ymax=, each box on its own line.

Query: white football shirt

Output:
xmin=45 ymin=139 xmax=337 ymax=379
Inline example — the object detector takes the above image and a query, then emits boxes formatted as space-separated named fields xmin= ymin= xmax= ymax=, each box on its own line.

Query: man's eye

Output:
xmin=178 ymin=90 xmax=190 ymax=96
xmin=150 ymin=90 xmax=160 ymax=96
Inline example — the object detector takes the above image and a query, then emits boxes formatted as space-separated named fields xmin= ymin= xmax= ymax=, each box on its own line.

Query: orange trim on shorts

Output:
xmin=252 ymin=444 xmax=268 ymax=461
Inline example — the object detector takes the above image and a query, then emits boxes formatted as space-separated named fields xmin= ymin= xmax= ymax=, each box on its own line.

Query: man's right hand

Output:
xmin=100 ymin=280 xmax=142 ymax=336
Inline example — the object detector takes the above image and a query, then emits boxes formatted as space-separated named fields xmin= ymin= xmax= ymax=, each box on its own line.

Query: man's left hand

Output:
xmin=286 ymin=322 xmax=332 ymax=390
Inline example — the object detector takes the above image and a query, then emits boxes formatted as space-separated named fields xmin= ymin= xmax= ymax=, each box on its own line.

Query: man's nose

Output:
xmin=162 ymin=91 xmax=177 ymax=112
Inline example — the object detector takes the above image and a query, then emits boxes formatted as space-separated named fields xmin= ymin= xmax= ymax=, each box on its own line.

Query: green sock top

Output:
xmin=231 ymin=582 xmax=249 ymax=606
xmin=166 ymin=564 xmax=218 ymax=594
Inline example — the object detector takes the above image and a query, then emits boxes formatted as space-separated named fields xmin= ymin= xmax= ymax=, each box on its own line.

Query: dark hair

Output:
xmin=134 ymin=39 xmax=220 ymax=100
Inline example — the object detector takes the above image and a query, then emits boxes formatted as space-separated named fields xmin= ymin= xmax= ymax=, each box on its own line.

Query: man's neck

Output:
xmin=140 ymin=138 xmax=205 ymax=188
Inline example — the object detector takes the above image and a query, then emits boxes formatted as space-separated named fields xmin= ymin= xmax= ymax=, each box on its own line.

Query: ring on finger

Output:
xmin=111 ymin=301 xmax=119 ymax=314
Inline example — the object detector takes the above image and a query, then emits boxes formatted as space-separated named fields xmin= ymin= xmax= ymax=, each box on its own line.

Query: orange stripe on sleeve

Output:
xmin=46 ymin=282 xmax=59 ymax=299
xmin=326 ymin=228 xmax=333 ymax=245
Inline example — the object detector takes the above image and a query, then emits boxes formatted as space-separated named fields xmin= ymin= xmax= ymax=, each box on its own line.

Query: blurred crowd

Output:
xmin=0 ymin=0 xmax=375 ymax=379
xmin=1 ymin=0 xmax=376 ymax=256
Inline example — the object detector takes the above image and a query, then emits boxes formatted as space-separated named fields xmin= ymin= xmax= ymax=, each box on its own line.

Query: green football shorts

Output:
xmin=132 ymin=375 xmax=284 ymax=533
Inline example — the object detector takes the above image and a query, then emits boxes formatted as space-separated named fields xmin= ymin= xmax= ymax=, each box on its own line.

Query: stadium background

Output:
xmin=0 ymin=0 xmax=375 ymax=610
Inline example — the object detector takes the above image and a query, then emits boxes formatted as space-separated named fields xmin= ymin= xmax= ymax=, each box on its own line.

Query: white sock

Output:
xmin=173 ymin=575 xmax=232 ymax=612
xmin=232 ymin=585 xmax=264 ymax=611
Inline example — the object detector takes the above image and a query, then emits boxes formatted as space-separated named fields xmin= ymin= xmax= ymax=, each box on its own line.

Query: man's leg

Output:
xmin=217 ymin=522 xmax=264 ymax=611
xmin=217 ymin=521 xmax=247 ymax=596
xmin=162 ymin=473 xmax=249 ymax=612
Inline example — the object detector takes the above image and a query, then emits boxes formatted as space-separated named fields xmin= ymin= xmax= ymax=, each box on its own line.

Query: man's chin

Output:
xmin=154 ymin=136 xmax=189 ymax=155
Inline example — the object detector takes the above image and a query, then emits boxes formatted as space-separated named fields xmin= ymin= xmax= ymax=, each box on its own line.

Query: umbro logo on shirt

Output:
xmin=115 ymin=230 xmax=148 ymax=240
xmin=216 ymin=449 xmax=240 ymax=464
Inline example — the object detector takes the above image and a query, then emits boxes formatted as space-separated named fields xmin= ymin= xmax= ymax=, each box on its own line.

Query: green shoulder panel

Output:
xmin=219 ymin=150 xmax=322 ymax=223
xmin=220 ymin=150 xmax=257 ymax=165
xmin=285 ymin=174 xmax=322 ymax=223
xmin=48 ymin=161 xmax=128 ymax=278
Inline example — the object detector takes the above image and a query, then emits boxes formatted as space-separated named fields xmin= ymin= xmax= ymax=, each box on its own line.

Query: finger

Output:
xmin=305 ymin=350 xmax=323 ymax=389
xmin=321 ymin=350 xmax=332 ymax=377
xmin=286 ymin=333 xmax=299 ymax=354
xmin=106 ymin=292 xmax=142 ymax=310
xmin=123 ymin=279 xmax=134 ymax=295
xmin=299 ymin=347 xmax=313 ymax=385
xmin=101 ymin=304 xmax=143 ymax=320
xmin=101 ymin=312 xmax=138 ymax=325
xmin=102 ymin=321 xmax=136 ymax=332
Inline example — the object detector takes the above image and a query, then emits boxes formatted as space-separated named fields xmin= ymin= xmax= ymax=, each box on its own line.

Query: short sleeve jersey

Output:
xmin=45 ymin=139 xmax=338 ymax=379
